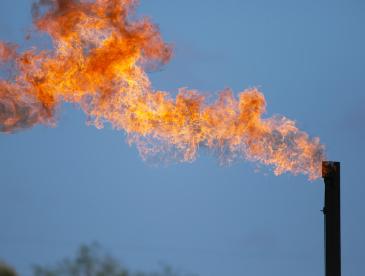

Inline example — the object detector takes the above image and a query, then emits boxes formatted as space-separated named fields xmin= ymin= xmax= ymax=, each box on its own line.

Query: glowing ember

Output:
xmin=0 ymin=0 xmax=325 ymax=179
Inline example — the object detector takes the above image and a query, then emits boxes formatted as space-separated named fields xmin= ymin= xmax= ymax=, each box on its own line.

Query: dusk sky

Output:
xmin=1 ymin=0 xmax=364 ymax=275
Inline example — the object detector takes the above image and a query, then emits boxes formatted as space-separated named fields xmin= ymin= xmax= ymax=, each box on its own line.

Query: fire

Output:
xmin=0 ymin=0 xmax=325 ymax=179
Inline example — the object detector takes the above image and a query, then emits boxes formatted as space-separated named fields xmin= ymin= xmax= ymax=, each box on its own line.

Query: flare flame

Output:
xmin=0 ymin=0 xmax=325 ymax=179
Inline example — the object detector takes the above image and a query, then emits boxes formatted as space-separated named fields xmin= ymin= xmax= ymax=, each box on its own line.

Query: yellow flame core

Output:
xmin=0 ymin=0 xmax=325 ymax=179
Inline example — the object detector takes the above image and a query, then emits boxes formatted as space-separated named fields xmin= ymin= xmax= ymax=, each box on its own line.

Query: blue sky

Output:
xmin=0 ymin=0 xmax=364 ymax=275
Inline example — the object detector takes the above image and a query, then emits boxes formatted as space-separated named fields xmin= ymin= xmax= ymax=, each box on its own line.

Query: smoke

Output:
xmin=0 ymin=0 xmax=325 ymax=179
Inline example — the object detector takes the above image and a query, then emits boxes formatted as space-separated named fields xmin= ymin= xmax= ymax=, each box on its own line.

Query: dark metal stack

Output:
xmin=322 ymin=161 xmax=341 ymax=276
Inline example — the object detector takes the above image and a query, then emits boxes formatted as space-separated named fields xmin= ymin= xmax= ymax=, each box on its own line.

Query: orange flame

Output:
xmin=0 ymin=0 xmax=325 ymax=179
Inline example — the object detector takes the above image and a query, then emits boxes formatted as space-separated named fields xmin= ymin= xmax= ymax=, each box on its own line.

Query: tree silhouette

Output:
xmin=0 ymin=261 xmax=17 ymax=276
xmin=33 ymin=243 xmax=197 ymax=276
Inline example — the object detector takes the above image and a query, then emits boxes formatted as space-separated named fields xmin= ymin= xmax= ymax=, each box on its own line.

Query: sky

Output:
xmin=0 ymin=0 xmax=364 ymax=275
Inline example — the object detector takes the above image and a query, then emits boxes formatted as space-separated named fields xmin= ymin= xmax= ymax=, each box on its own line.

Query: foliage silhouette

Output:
xmin=0 ymin=262 xmax=17 ymax=276
xmin=33 ymin=243 xmax=197 ymax=276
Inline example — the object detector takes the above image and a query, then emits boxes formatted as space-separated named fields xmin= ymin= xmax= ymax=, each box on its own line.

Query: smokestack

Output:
xmin=322 ymin=161 xmax=341 ymax=276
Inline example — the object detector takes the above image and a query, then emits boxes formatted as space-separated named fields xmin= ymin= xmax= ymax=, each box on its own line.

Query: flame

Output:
xmin=0 ymin=0 xmax=325 ymax=179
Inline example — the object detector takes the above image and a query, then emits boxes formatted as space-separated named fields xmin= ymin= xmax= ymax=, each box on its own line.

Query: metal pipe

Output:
xmin=322 ymin=161 xmax=341 ymax=276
